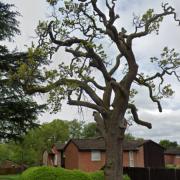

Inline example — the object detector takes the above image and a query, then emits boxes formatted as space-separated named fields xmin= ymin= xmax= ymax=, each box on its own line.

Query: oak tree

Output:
xmin=16 ymin=1 xmax=180 ymax=179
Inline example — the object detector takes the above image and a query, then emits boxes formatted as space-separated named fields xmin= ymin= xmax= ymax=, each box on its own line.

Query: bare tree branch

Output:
xmin=67 ymin=91 xmax=106 ymax=114
xmin=93 ymin=111 xmax=106 ymax=136
xmin=91 ymin=0 xmax=107 ymax=26
xmin=135 ymin=77 xmax=162 ymax=112
xmin=128 ymin=103 xmax=152 ymax=129
xmin=127 ymin=3 xmax=180 ymax=45
xmin=109 ymin=54 xmax=123 ymax=75
xmin=48 ymin=21 xmax=87 ymax=47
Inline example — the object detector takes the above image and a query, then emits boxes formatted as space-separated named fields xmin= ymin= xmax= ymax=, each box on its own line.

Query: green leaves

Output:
xmin=142 ymin=9 xmax=154 ymax=21
xmin=151 ymin=47 xmax=180 ymax=69
xmin=161 ymin=84 xmax=174 ymax=97
xmin=141 ymin=8 xmax=163 ymax=34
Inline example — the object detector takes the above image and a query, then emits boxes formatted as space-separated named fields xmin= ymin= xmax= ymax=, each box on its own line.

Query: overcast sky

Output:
xmin=3 ymin=0 xmax=180 ymax=143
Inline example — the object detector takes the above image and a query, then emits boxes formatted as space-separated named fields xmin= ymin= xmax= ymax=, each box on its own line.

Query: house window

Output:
xmin=176 ymin=155 xmax=180 ymax=159
xmin=91 ymin=151 xmax=101 ymax=161
xmin=129 ymin=151 xmax=134 ymax=167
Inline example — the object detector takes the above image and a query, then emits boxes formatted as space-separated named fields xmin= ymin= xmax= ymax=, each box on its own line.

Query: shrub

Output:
xmin=20 ymin=166 xmax=131 ymax=180
xmin=166 ymin=164 xmax=176 ymax=169
xmin=89 ymin=171 xmax=104 ymax=180
xmin=89 ymin=171 xmax=131 ymax=180
xmin=123 ymin=174 xmax=131 ymax=180
xmin=20 ymin=166 xmax=91 ymax=180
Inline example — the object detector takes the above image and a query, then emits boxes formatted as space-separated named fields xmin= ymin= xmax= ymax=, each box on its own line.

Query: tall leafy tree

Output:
xmin=15 ymin=1 xmax=180 ymax=179
xmin=0 ymin=2 xmax=45 ymax=141
xmin=68 ymin=119 xmax=84 ymax=138
xmin=16 ymin=119 xmax=70 ymax=165
xmin=82 ymin=122 xmax=99 ymax=138
xmin=159 ymin=139 xmax=178 ymax=149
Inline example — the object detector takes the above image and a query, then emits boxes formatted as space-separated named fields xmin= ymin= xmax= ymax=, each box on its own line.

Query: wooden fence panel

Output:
xmin=124 ymin=167 xmax=149 ymax=180
xmin=123 ymin=167 xmax=180 ymax=180
xmin=150 ymin=168 xmax=176 ymax=180
xmin=176 ymin=169 xmax=180 ymax=180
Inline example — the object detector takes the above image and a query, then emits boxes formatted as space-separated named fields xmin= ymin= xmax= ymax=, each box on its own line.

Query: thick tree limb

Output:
xmin=91 ymin=0 xmax=107 ymax=26
xmin=128 ymin=103 xmax=152 ymax=129
xmin=93 ymin=111 xmax=106 ymax=136
xmin=67 ymin=93 xmax=106 ymax=114
xmin=23 ymin=78 xmax=104 ymax=106
xmin=110 ymin=80 xmax=128 ymax=98
xmin=65 ymin=48 xmax=88 ymax=58
xmin=135 ymin=77 xmax=162 ymax=112
xmin=87 ymin=79 xmax=105 ymax=90
xmin=109 ymin=54 xmax=123 ymax=75
xmin=103 ymin=82 xmax=112 ymax=108
xmin=86 ymin=46 xmax=112 ymax=81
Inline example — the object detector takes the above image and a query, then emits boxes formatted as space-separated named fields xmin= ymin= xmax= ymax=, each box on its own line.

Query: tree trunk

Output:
xmin=104 ymin=132 xmax=124 ymax=180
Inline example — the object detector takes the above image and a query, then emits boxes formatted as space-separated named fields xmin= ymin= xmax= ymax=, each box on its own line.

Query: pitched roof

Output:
xmin=71 ymin=138 xmax=105 ymax=151
xmin=0 ymin=160 xmax=21 ymax=168
xmin=165 ymin=148 xmax=180 ymax=155
xmin=63 ymin=138 xmax=153 ymax=151
xmin=123 ymin=140 xmax=149 ymax=151
xmin=54 ymin=142 xmax=66 ymax=151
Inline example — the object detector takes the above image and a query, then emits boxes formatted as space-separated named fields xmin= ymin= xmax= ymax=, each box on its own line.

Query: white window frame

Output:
xmin=129 ymin=151 xmax=134 ymax=167
xmin=91 ymin=150 xmax=101 ymax=161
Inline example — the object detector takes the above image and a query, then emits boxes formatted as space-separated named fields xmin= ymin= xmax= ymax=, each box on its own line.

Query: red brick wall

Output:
xmin=174 ymin=156 xmax=180 ymax=166
xmin=78 ymin=151 xmax=106 ymax=172
xmin=64 ymin=142 xmax=146 ymax=171
xmin=165 ymin=154 xmax=175 ymax=165
xmin=123 ymin=151 xmax=129 ymax=167
xmin=123 ymin=147 xmax=144 ymax=167
xmin=64 ymin=142 xmax=79 ymax=170
xmin=135 ymin=146 xmax=144 ymax=167
xmin=165 ymin=154 xmax=180 ymax=166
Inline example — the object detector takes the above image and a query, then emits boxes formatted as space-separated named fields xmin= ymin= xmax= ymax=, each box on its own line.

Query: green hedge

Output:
xmin=88 ymin=171 xmax=130 ymax=180
xmin=20 ymin=166 xmax=130 ymax=180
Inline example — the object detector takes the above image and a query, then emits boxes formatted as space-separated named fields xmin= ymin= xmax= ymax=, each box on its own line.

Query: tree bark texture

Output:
xmin=104 ymin=116 xmax=125 ymax=180
xmin=105 ymin=134 xmax=124 ymax=180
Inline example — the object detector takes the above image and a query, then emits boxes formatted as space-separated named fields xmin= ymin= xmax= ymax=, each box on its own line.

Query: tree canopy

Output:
xmin=159 ymin=139 xmax=179 ymax=149
xmin=12 ymin=1 xmax=180 ymax=179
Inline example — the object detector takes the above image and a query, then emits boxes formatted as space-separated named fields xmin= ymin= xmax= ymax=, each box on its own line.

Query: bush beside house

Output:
xmin=20 ymin=166 xmax=130 ymax=180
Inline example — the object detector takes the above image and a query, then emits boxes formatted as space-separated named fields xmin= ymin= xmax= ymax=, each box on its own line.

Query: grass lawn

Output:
xmin=0 ymin=174 xmax=20 ymax=180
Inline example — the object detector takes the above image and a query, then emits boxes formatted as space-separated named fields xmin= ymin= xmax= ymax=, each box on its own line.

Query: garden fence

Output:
xmin=124 ymin=167 xmax=180 ymax=180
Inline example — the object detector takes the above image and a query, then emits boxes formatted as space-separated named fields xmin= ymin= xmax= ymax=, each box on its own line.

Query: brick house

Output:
xmin=43 ymin=138 xmax=165 ymax=172
xmin=164 ymin=148 xmax=180 ymax=167
xmin=43 ymin=143 xmax=65 ymax=167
